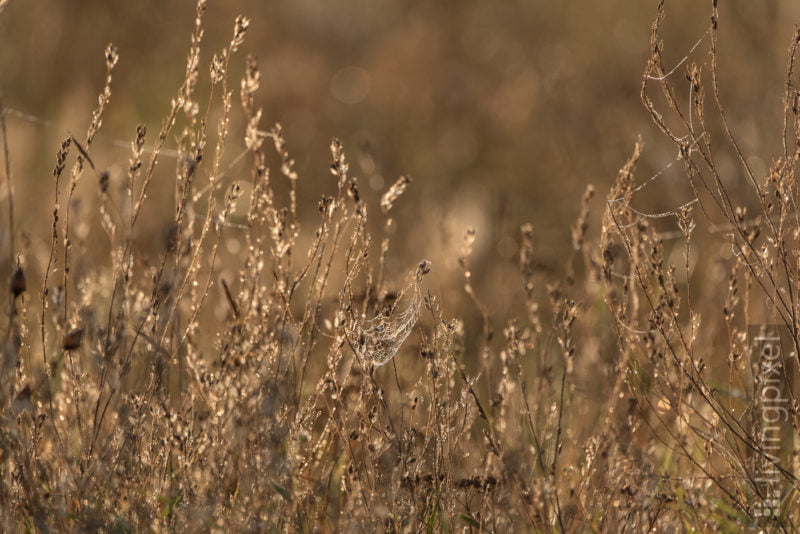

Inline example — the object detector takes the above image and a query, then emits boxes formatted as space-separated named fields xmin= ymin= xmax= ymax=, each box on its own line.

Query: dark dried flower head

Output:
xmin=105 ymin=44 xmax=118 ymax=69
xmin=98 ymin=170 xmax=110 ymax=192
xmin=418 ymin=259 xmax=431 ymax=275
xmin=63 ymin=328 xmax=84 ymax=351
xmin=10 ymin=266 xmax=25 ymax=298
xmin=53 ymin=138 xmax=72 ymax=177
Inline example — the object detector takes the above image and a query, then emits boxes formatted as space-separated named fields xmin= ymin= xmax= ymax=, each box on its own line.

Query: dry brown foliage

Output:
xmin=0 ymin=1 xmax=798 ymax=531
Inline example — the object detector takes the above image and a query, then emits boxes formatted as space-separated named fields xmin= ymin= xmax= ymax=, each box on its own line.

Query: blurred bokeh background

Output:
xmin=1 ymin=0 xmax=799 ymax=314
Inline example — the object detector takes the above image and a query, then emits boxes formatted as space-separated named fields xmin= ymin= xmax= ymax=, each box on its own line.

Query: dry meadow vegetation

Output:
xmin=2 ymin=0 xmax=800 ymax=531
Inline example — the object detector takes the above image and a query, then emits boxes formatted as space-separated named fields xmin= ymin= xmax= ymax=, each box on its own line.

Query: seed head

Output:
xmin=10 ymin=267 xmax=26 ymax=298
xmin=63 ymin=328 xmax=84 ymax=351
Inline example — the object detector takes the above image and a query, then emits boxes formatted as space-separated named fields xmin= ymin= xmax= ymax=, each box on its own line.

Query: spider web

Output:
xmin=344 ymin=260 xmax=430 ymax=367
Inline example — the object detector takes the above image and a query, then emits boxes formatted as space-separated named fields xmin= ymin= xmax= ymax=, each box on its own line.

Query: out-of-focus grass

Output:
xmin=2 ymin=1 xmax=797 ymax=303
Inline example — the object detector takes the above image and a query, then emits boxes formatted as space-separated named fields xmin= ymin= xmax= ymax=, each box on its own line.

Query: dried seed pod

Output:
xmin=418 ymin=259 xmax=431 ymax=275
xmin=63 ymin=328 xmax=84 ymax=351
xmin=98 ymin=170 xmax=110 ymax=193
xmin=10 ymin=267 xmax=26 ymax=298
